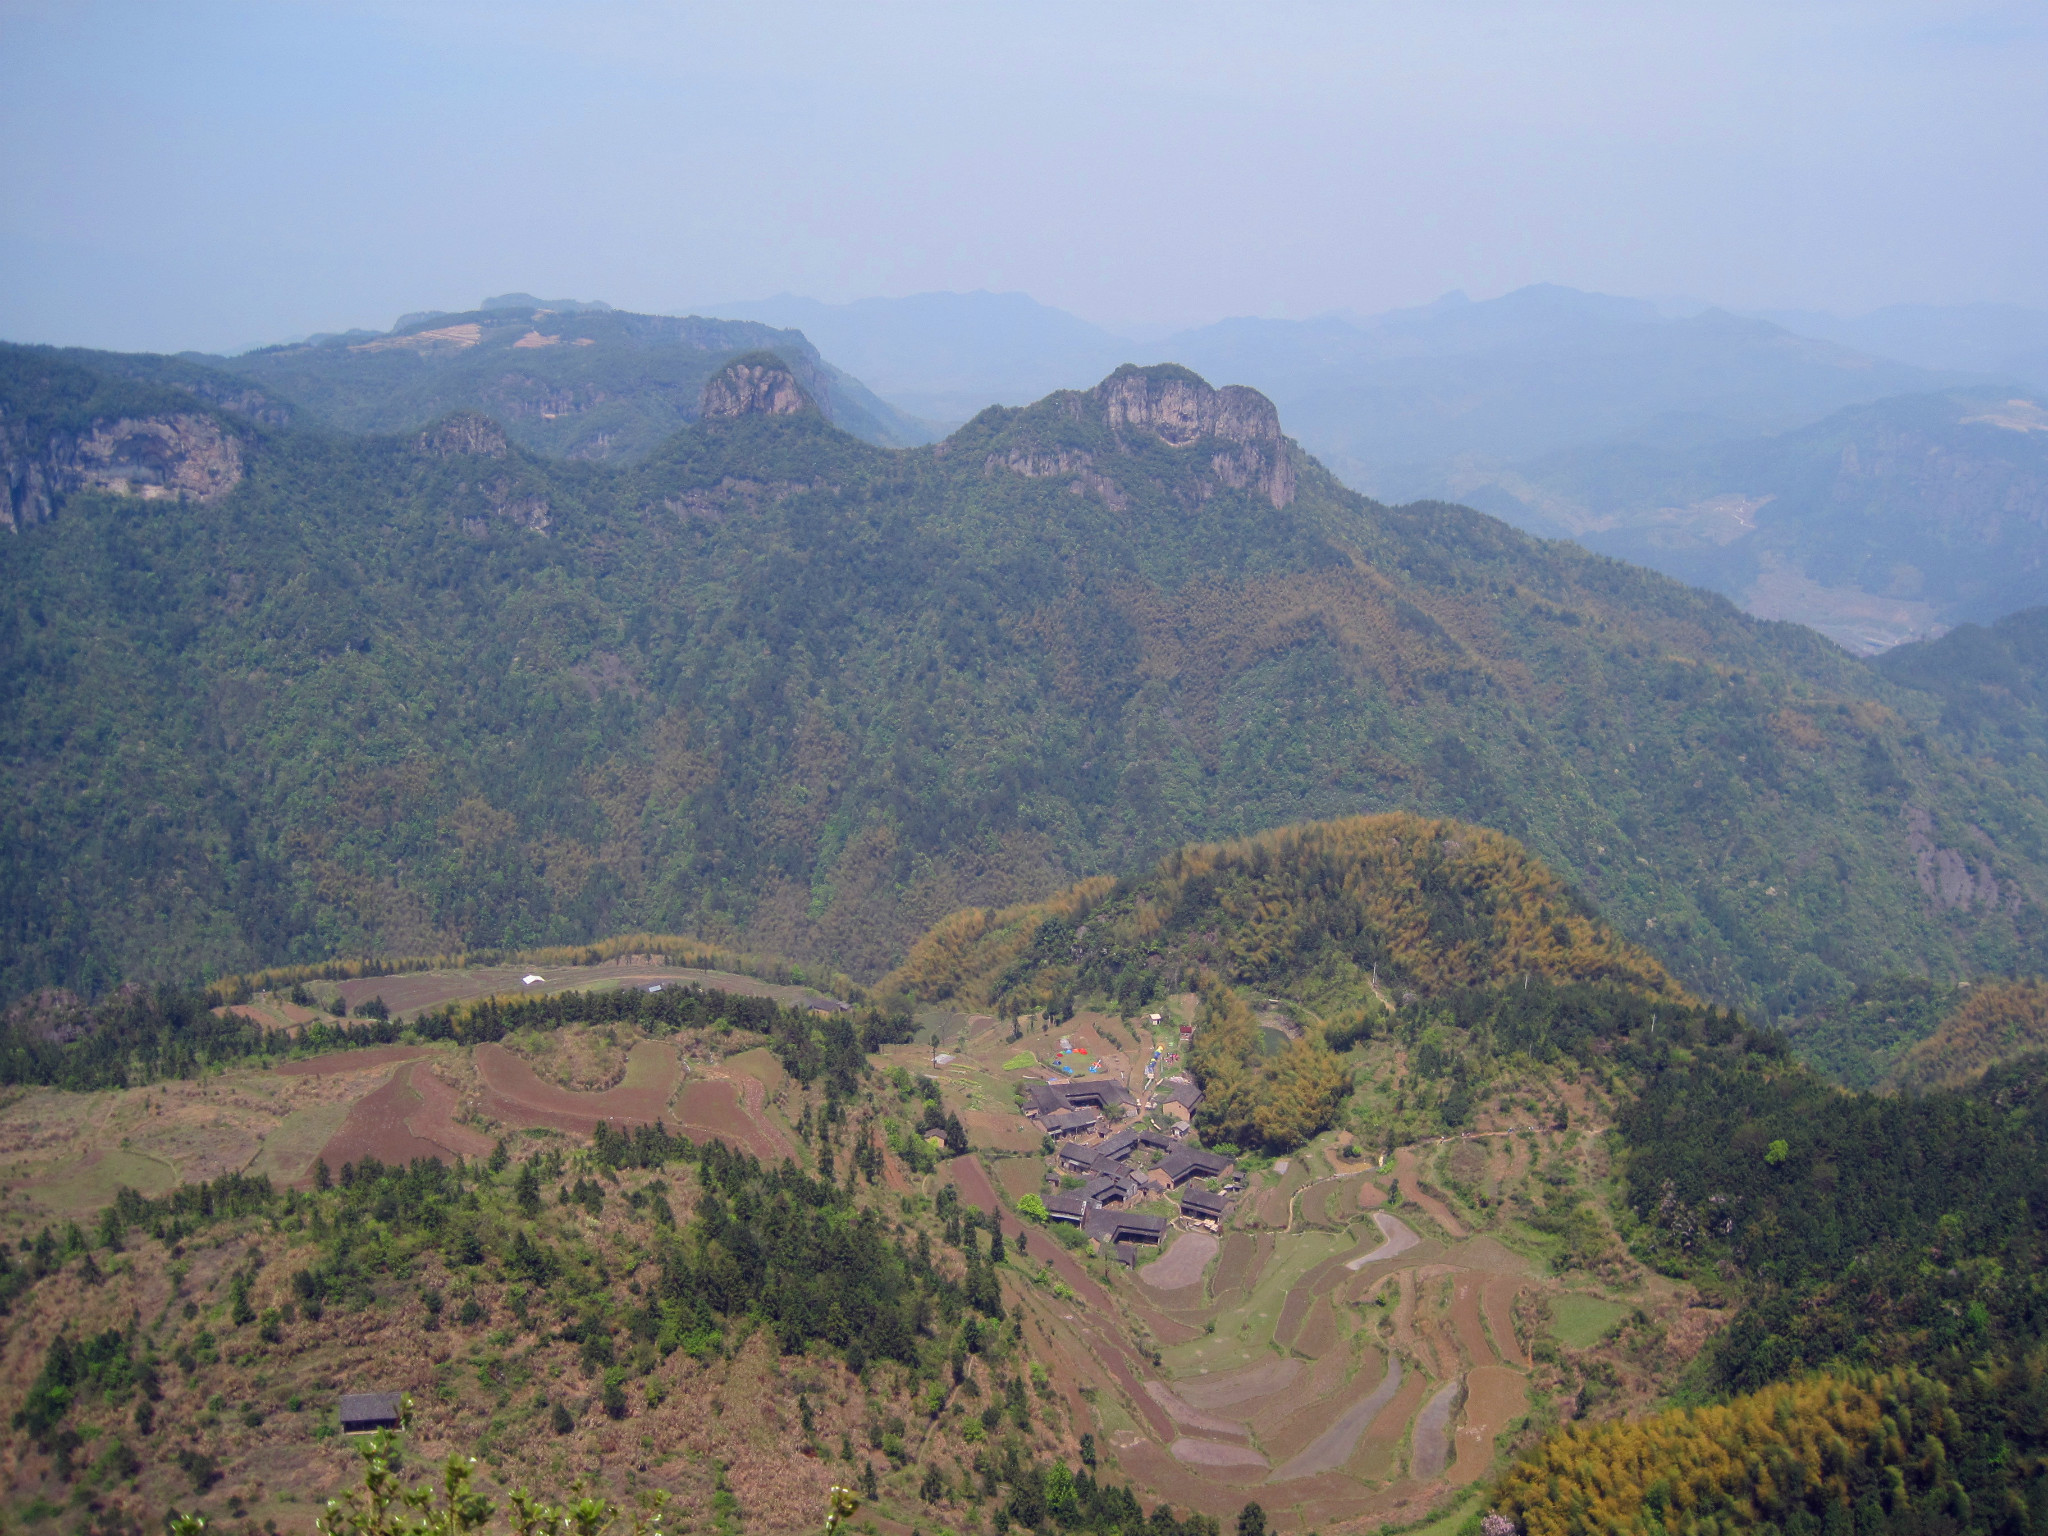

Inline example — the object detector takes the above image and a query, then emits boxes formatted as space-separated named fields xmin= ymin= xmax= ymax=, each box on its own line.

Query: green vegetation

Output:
xmin=4 ymin=348 xmax=2044 ymax=1014
xmin=208 ymin=302 xmax=929 ymax=457
xmin=1546 ymin=1293 xmax=1631 ymax=1350
xmin=1185 ymin=984 xmax=1351 ymax=1151
xmin=1498 ymin=1366 xmax=2048 ymax=1536
xmin=889 ymin=812 xmax=1685 ymax=1020
xmin=0 ymin=978 xmax=899 ymax=1093
xmin=1885 ymin=975 xmax=2048 ymax=1091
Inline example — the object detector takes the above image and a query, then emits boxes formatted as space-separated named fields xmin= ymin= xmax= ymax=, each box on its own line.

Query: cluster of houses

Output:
xmin=1021 ymin=1074 xmax=1235 ymax=1259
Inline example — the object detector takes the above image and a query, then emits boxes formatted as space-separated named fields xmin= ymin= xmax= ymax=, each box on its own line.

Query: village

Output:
xmin=1015 ymin=1012 xmax=1239 ymax=1263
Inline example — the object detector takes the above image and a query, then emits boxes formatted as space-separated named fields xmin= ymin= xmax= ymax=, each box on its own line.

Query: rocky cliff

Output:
xmin=698 ymin=353 xmax=817 ymax=420
xmin=2 ymin=410 xmax=243 ymax=531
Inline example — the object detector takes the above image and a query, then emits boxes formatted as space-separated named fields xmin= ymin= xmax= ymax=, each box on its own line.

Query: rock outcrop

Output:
xmin=2 ymin=412 xmax=244 ymax=531
xmin=416 ymin=413 xmax=510 ymax=458
xmin=984 ymin=365 xmax=1299 ymax=511
xmin=699 ymin=354 xmax=815 ymax=420
xmin=1093 ymin=365 xmax=1297 ymax=509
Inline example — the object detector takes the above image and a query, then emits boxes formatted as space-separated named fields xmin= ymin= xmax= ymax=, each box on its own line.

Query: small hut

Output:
xmin=339 ymin=1392 xmax=403 ymax=1433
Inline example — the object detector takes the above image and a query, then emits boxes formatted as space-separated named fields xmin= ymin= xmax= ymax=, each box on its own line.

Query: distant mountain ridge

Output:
xmin=703 ymin=285 xmax=2043 ymax=645
xmin=192 ymin=298 xmax=938 ymax=459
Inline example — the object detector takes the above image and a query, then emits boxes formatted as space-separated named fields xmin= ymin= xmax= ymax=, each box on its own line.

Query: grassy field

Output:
xmin=1549 ymin=1292 xmax=1633 ymax=1348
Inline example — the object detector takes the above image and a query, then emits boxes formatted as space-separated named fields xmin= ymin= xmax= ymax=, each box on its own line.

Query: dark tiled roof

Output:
xmin=1081 ymin=1175 xmax=1129 ymax=1204
xmin=1043 ymin=1108 xmax=1100 ymax=1135
xmin=339 ymin=1392 xmax=403 ymax=1430
xmin=1094 ymin=1128 xmax=1142 ymax=1161
xmin=1169 ymin=1080 xmax=1205 ymax=1109
xmin=1179 ymin=1188 xmax=1227 ymax=1219
xmin=1084 ymin=1210 xmax=1170 ymax=1244
xmin=1160 ymin=1149 xmax=1233 ymax=1185
xmin=1137 ymin=1129 xmax=1177 ymax=1151
xmin=1045 ymin=1193 xmax=1087 ymax=1222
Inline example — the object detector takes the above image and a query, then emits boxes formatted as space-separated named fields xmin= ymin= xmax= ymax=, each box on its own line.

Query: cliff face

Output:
xmin=2 ymin=411 xmax=243 ymax=531
xmin=983 ymin=364 xmax=1299 ymax=510
xmin=698 ymin=354 xmax=816 ymax=420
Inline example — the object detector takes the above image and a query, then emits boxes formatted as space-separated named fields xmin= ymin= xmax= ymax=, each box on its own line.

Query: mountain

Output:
xmin=702 ymin=290 xmax=1133 ymax=425
xmin=1755 ymin=300 xmax=2048 ymax=389
xmin=1881 ymin=975 xmax=2048 ymax=1092
xmin=3 ymin=346 xmax=2046 ymax=1018
xmin=1459 ymin=387 xmax=2048 ymax=653
xmin=884 ymin=813 xmax=1687 ymax=1017
xmin=1149 ymin=285 xmax=1955 ymax=500
xmin=1875 ymin=606 xmax=2048 ymax=804
xmin=195 ymin=299 xmax=938 ymax=459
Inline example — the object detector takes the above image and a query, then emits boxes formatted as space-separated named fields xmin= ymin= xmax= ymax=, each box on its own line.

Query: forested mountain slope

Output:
xmin=10 ymin=297 xmax=934 ymax=474
xmin=1472 ymin=387 xmax=2048 ymax=653
xmin=2 ymin=347 xmax=2044 ymax=1012
xmin=884 ymin=812 xmax=1686 ymax=1016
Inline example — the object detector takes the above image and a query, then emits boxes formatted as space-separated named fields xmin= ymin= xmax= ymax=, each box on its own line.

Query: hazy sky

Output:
xmin=3 ymin=0 xmax=2044 ymax=354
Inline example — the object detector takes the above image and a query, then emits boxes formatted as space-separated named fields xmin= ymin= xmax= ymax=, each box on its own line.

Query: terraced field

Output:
xmin=957 ymin=1098 xmax=1683 ymax=1532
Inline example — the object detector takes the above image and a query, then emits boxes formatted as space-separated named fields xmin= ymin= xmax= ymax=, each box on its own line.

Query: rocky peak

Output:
xmin=1088 ymin=364 xmax=1295 ymax=508
xmin=699 ymin=353 xmax=815 ymax=421
xmin=1092 ymin=364 xmax=1284 ymax=448
xmin=417 ymin=413 xmax=509 ymax=458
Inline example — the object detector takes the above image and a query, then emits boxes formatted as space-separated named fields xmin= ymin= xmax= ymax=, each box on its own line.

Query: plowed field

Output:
xmin=475 ymin=1040 xmax=678 ymax=1130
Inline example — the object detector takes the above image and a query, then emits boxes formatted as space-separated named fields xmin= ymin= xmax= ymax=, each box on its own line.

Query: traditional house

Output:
xmin=1179 ymin=1187 xmax=1227 ymax=1222
xmin=1083 ymin=1210 xmax=1170 ymax=1246
xmin=339 ymin=1392 xmax=403 ymax=1433
xmin=1159 ymin=1149 xmax=1232 ymax=1187
xmin=1042 ymin=1107 xmax=1101 ymax=1138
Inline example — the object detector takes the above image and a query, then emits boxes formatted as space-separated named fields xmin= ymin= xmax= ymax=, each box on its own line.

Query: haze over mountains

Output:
xmin=706 ymin=285 xmax=2048 ymax=652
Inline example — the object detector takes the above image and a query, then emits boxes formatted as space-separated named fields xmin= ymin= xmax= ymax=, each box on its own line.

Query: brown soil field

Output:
xmin=993 ymin=1154 xmax=1050 ymax=1202
xmin=1171 ymin=1438 xmax=1269 ymax=1469
xmin=1256 ymin=1347 xmax=1352 ymax=1461
xmin=1350 ymin=1365 xmax=1432 ymax=1482
xmin=1143 ymin=1230 xmax=1218 ymax=1291
xmin=1452 ymin=1365 xmax=1527 ymax=1486
xmin=1173 ymin=1357 xmax=1302 ymax=1411
xmin=273 ymin=1044 xmax=433 ymax=1076
xmin=475 ymin=1039 xmax=678 ymax=1129
xmin=1270 ymin=1350 xmax=1397 ymax=1481
xmin=320 ymin=1063 xmax=471 ymax=1168
xmin=1482 ymin=1274 xmax=1527 ymax=1365
xmin=671 ymin=1078 xmax=789 ymax=1162
xmin=1298 ymin=1181 xmax=1335 ymax=1228
xmin=1211 ymin=1230 xmax=1261 ymax=1297
xmin=405 ymin=1062 xmax=496 ymax=1161
xmin=1292 ymin=1293 xmax=1339 ymax=1358
xmin=1394 ymin=1146 xmax=1467 ymax=1237
xmin=1450 ymin=1273 xmax=1496 ymax=1368
xmin=963 ymin=1107 xmax=1047 ymax=1153
xmin=1146 ymin=1382 xmax=1254 ymax=1438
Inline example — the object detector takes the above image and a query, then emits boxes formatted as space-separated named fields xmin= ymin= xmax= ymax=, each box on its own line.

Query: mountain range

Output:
xmin=701 ymin=286 xmax=2048 ymax=651
xmin=3 ymin=339 xmax=2043 ymax=1019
